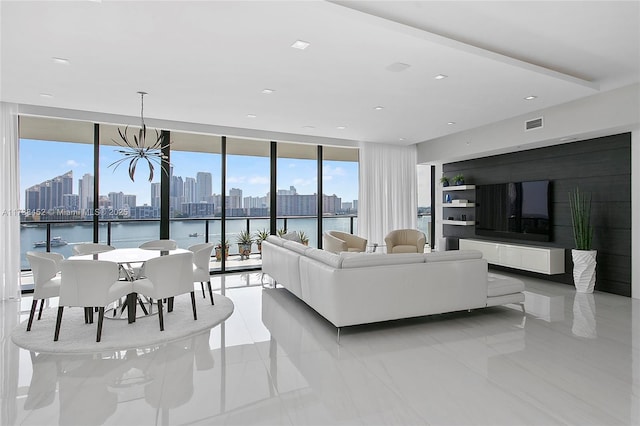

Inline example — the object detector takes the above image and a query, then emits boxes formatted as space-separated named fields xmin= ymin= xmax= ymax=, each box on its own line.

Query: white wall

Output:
xmin=417 ymin=83 xmax=640 ymax=298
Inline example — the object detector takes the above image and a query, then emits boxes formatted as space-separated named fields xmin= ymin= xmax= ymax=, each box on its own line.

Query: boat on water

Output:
xmin=33 ymin=236 xmax=68 ymax=248
xmin=189 ymin=232 xmax=199 ymax=237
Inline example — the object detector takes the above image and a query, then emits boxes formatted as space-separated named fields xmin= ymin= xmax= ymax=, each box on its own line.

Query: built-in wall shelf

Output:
xmin=443 ymin=185 xmax=475 ymax=191
xmin=442 ymin=220 xmax=475 ymax=226
xmin=443 ymin=202 xmax=475 ymax=207
xmin=459 ymin=239 xmax=565 ymax=275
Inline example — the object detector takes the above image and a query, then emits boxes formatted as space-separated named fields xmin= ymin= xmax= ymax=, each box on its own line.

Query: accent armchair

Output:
xmin=384 ymin=229 xmax=426 ymax=254
xmin=322 ymin=231 xmax=367 ymax=254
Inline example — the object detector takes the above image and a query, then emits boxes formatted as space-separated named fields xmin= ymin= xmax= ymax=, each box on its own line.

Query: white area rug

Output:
xmin=11 ymin=293 xmax=234 ymax=354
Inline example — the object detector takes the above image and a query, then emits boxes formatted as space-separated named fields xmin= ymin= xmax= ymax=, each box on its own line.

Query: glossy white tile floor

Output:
xmin=2 ymin=271 xmax=640 ymax=425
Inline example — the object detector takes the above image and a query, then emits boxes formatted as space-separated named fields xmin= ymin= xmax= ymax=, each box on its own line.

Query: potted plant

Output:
xmin=452 ymin=174 xmax=465 ymax=186
xmin=569 ymin=188 xmax=596 ymax=293
xmin=440 ymin=176 xmax=450 ymax=187
xmin=236 ymin=229 xmax=253 ymax=260
xmin=215 ymin=239 xmax=229 ymax=261
xmin=254 ymin=228 xmax=270 ymax=256
xmin=277 ymin=228 xmax=287 ymax=237
xmin=297 ymin=230 xmax=309 ymax=246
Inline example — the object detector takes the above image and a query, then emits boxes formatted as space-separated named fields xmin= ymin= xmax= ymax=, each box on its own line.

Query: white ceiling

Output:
xmin=1 ymin=1 xmax=638 ymax=146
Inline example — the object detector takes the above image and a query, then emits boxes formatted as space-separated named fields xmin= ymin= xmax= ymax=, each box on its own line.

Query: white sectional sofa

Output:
xmin=261 ymin=236 xmax=525 ymax=329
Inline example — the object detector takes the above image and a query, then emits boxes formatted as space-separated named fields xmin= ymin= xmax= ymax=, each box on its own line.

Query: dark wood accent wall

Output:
xmin=443 ymin=132 xmax=631 ymax=296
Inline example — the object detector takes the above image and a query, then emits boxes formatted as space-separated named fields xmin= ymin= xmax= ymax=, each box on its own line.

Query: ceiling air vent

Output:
xmin=525 ymin=117 xmax=543 ymax=131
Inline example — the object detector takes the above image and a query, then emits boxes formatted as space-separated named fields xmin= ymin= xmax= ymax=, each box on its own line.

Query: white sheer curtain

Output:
xmin=358 ymin=142 xmax=417 ymax=246
xmin=1 ymin=103 xmax=21 ymax=300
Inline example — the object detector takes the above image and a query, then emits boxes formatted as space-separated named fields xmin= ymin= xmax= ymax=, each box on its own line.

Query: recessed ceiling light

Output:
xmin=52 ymin=57 xmax=69 ymax=64
xmin=261 ymin=89 xmax=275 ymax=94
xmin=303 ymin=125 xmax=315 ymax=129
xmin=374 ymin=106 xmax=384 ymax=111
xmin=291 ymin=40 xmax=310 ymax=50
xmin=447 ymin=122 xmax=456 ymax=125
xmin=524 ymin=95 xmax=537 ymax=100
xmin=399 ymin=138 xmax=406 ymax=141
xmin=434 ymin=74 xmax=448 ymax=80
xmin=336 ymin=126 xmax=346 ymax=130
xmin=39 ymin=93 xmax=53 ymax=98
xmin=247 ymin=114 xmax=257 ymax=118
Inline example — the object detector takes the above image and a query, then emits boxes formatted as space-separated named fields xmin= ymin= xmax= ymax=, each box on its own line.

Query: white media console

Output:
xmin=459 ymin=239 xmax=565 ymax=275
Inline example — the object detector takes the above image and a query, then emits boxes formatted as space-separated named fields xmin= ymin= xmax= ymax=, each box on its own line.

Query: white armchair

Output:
xmin=132 ymin=252 xmax=196 ymax=331
xmin=72 ymin=243 xmax=115 ymax=256
xmin=25 ymin=251 xmax=63 ymax=331
xmin=188 ymin=242 xmax=215 ymax=305
xmin=384 ymin=229 xmax=426 ymax=254
xmin=322 ymin=231 xmax=367 ymax=254
xmin=139 ymin=239 xmax=177 ymax=250
xmin=55 ymin=259 xmax=132 ymax=342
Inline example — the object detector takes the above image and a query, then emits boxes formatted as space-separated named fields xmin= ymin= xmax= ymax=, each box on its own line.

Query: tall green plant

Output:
xmin=569 ymin=188 xmax=593 ymax=250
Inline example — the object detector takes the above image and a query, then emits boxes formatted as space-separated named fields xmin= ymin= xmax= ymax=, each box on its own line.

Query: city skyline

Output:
xmin=20 ymin=139 xmax=360 ymax=209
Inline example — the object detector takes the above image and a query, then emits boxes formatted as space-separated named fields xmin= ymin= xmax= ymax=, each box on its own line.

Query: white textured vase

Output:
xmin=572 ymin=249 xmax=597 ymax=293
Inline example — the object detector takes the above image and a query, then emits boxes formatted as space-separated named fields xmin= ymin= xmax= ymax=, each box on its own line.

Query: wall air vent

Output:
xmin=525 ymin=117 xmax=543 ymax=131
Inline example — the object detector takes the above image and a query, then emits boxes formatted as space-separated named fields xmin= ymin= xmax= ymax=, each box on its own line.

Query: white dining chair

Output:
xmin=55 ymin=259 xmax=133 ymax=342
xmin=139 ymin=239 xmax=177 ymax=250
xmin=132 ymin=252 xmax=196 ymax=331
xmin=25 ymin=251 xmax=64 ymax=331
xmin=188 ymin=243 xmax=215 ymax=305
xmin=72 ymin=243 xmax=115 ymax=256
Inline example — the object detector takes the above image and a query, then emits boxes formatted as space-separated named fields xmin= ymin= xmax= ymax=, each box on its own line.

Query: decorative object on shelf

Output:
xmin=236 ymin=230 xmax=254 ymax=260
xmin=445 ymin=193 xmax=452 ymax=203
xmin=215 ymin=240 xmax=229 ymax=261
xmin=452 ymin=174 xmax=465 ymax=186
xmin=108 ymin=91 xmax=169 ymax=182
xmin=440 ymin=176 xmax=450 ymax=187
xmin=569 ymin=188 xmax=596 ymax=293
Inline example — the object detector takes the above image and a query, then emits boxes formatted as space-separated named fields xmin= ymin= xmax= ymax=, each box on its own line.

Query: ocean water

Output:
xmin=20 ymin=215 xmax=430 ymax=269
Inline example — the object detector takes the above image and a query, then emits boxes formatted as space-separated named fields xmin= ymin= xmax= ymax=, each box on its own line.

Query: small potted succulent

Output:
xmin=215 ymin=239 xmax=229 ymax=261
xmin=297 ymin=230 xmax=309 ymax=246
xmin=236 ymin=229 xmax=254 ymax=260
xmin=452 ymin=174 xmax=465 ymax=186
xmin=440 ymin=176 xmax=450 ymax=187
xmin=277 ymin=228 xmax=287 ymax=237
xmin=254 ymin=228 xmax=270 ymax=256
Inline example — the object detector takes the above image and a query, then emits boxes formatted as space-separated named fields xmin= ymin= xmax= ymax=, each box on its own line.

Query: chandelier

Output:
xmin=108 ymin=91 xmax=169 ymax=182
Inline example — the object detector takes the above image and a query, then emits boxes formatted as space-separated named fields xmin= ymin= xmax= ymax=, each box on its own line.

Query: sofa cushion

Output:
xmin=425 ymin=250 xmax=483 ymax=263
xmin=487 ymin=273 xmax=525 ymax=297
xmin=341 ymin=252 xmax=424 ymax=269
xmin=266 ymin=235 xmax=285 ymax=247
xmin=389 ymin=245 xmax=421 ymax=253
xmin=283 ymin=240 xmax=310 ymax=255
xmin=306 ymin=247 xmax=343 ymax=269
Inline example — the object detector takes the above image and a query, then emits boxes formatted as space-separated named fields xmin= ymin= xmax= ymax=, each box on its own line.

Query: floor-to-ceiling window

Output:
xmin=225 ymin=137 xmax=271 ymax=271
xmin=98 ymin=123 xmax=162 ymax=248
xmin=18 ymin=116 xmax=360 ymax=289
xmin=417 ymin=163 xmax=434 ymax=247
xmin=321 ymin=146 xmax=359 ymax=237
xmin=276 ymin=142 xmax=318 ymax=247
xmin=18 ymin=117 xmax=95 ymax=285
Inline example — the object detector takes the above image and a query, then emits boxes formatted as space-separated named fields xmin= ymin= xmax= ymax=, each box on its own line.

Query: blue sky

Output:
xmin=20 ymin=139 xmax=359 ymax=208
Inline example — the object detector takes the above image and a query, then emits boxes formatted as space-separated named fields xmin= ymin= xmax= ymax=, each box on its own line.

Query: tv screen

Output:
xmin=475 ymin=180 xmax=551 ymax=242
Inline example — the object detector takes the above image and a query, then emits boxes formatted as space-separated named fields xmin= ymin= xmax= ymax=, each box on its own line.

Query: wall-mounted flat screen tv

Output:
xmin=475 ymin=180 xmax=551 ymax=242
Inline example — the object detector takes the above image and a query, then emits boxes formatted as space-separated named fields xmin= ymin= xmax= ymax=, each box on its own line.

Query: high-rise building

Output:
xmin=196 ymin=172 xmax=212 ymax=202
xmin=228 ymin=188 xmax=243 ymax=209
xmin=78 ymin=173 xmax=94 ymax=212
xmin=108 ymin=192 xmax=125 ymax=210
xmin=24 ymin=170 xmax=74 ymax=213
xmin=183 ymin=177 xmax=197 ymax=203
xmin=151 ymin=182 xmax=161 ymax=209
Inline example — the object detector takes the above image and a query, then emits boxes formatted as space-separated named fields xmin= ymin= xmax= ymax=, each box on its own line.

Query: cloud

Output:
xmin=227 ymin=176 xmax=246 ymax=184
xmin=293 ymin=178 xmax=314 ymax=187
xmin=249 ymin=176 xmax=269 ymax=185
xmin=323 ymin=165 xmax=347 ymax=177
xmin=66 ymin=159 xmax=80 ymax=167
